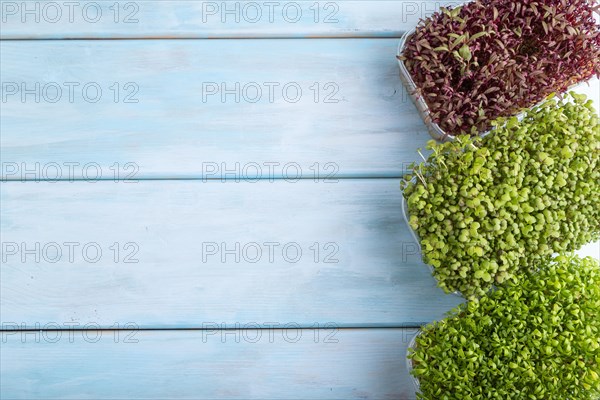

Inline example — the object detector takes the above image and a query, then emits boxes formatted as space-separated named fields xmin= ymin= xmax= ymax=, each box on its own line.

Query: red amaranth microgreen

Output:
xmin=399 ymin=0 xmax=600 ymax=137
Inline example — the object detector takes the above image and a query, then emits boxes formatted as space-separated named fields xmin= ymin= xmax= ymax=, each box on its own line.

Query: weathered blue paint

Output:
xmin=1 ymin=39 xmax=434 ymax=180
xmin=0 ymin=1 xmax=598 ymax=398
xmin=0 ymin=0 xmax=463 ymax=39
xmin=1 ymin=329 xmax=420 ymax=399
xmin=0 ymin=179 xmax=463 ymax=329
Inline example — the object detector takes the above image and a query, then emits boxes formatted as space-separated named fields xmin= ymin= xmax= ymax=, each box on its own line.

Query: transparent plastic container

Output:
xmin=397 ymin=29 xmax=586 ymax=141
xmin=406 ymin=330 xmax=422 ymax=394
xmin=401 ymin=193 xmax=422 ymax=255
xmin=397 ymin=29 xmax=450 ymax=141
xmin=402 ymin=190 xmax=462 ymax=297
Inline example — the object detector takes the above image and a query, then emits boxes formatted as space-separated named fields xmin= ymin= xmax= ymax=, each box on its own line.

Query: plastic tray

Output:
xmin=406 ymin=330 xmax=422 ymax=393
xmin=397 ymin=29 xmax=451 ymax=141
xmin=401 ymin=193 xmax=422 ymax=255
xmin=397 ymin=29 xmax=586 ymax=141
xmin=402 ymin=190 xmax=462 ymax=297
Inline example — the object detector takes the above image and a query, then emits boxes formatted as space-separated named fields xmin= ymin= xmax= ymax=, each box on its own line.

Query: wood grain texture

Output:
xmin=3 ymin=42 xmax=598 ymax=181
xmin=0 ymin=178 xmax=463 ymax=329
xmin=0 ymin=38 xmax=435 ymax=180
xmin=1 ymin=328 xmax=419 ymax=399
xmin=0 ymin=0 xmax=464 ymax=39
xmin=2 ymin=2 xmax=599 ymax=398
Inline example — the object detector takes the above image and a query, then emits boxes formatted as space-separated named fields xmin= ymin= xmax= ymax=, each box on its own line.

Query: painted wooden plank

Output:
xmin=1 ymin=38 xmax=434 ymax=180
xmin=0 ymin=178 xmax=463 ymax=329
xmin=0 ymin=0 xmax=464 ymax=39
xmin=0 ymin=328 xmax=419 ymax=399
xmin=3 ymin=41 xmax=598 ymax=181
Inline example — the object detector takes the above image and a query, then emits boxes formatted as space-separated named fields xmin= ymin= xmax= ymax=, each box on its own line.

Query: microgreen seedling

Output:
xmin=400 ymin=0 xmax=600 ymax=137
xmin=401 ymin=93 xmax=600 ymax=297
xmin=409 ymin=255 xmax=600 ymax=400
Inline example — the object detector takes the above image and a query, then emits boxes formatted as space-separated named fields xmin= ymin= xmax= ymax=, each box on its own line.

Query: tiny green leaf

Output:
xmin=459 ymin=45 xmax=472 ymax=61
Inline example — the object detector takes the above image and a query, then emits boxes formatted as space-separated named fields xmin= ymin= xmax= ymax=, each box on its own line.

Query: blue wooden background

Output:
xmin=1 ymin=1 xmax=598 ymax=398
